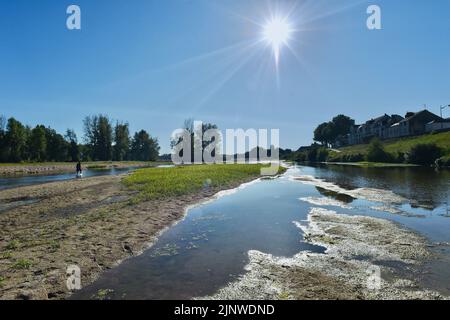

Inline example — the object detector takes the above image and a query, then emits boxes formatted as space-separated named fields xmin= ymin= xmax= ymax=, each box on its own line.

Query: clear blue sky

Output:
xmin=1 ymin=0 xmax=450 ymax=153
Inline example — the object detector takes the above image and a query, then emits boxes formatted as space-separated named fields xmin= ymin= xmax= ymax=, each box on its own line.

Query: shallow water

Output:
xmin=72 ymin=165 xmax=450 ymax=299
xmin=0 ymin=167 xmax=135 ymax=190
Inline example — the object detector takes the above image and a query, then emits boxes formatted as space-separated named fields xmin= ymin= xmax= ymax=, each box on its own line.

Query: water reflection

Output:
xmin=72 ymin=175 xmax=326 ymax=300
xmin=0 ymin=167 xmax=134 ymax=190
xmin=315 ymin=186 xmax=356 ymax=204
xmin=309 ymin=164 xmax=450 ymax=210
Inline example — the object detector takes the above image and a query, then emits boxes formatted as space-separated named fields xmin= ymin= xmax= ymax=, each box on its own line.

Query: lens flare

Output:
xmin=263 ymin=17 xmax=293 ymax=66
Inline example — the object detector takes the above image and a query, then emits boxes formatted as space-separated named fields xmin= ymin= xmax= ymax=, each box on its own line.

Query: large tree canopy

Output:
xmin=130 ymin=130 xmax=160 ymax=161
xmin=313 ymin=114 xmax=355 ymax=146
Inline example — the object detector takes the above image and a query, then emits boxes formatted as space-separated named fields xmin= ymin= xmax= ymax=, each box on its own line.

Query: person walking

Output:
xmin=76 ymin=161 xmax=82 ymax=177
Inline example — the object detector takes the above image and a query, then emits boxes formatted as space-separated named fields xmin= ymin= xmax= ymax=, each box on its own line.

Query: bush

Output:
xmin=327 ymin=152 xmax=364 ymax=163
xmin=394 ymin=152 xmax=406 ymax=164
xmin=407 ymin=143 xmax=443 ymax=166
xmin=307 ymin=148 xmax=318 ymax=162
xmin=316 ymin=148 xmax=329 ymax=162
xmin=345 ymin=153 xmax=364 ymax=162
xmin=366 ymin=138 xmax=393 ymax=163
xmin=295 ymin=152 xmax=307 ymax=162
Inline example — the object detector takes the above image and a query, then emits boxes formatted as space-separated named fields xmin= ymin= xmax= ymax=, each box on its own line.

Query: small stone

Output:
xmin=17 ymin=291 xmax=33 ymax=300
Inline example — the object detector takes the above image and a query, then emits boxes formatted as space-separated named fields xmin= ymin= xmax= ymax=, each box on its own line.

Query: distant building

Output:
xmin=341 ymin=110 xmax=448 ymax=147
xmin=425 ymin=117 xmax=450 ymax=133
xmin=347 ymin=113 xmax=404 ymax=145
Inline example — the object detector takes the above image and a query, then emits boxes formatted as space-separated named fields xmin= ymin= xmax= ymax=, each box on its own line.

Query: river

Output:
xmin=69 ymin=164 xmax=450 ymax=299
xmin=0 ymin=167 xmax=134 ymax=191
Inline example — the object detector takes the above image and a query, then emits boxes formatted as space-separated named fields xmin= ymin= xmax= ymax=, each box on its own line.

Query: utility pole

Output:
xmin=440 ymin=104 xmax=450 ymax=119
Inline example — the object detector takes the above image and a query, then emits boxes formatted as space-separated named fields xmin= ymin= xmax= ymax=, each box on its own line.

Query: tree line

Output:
xmin=0 ymin=114 xmax=160 ymax=163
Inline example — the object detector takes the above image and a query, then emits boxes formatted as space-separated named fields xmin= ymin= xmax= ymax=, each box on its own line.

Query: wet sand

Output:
xmin=0 ymin=173 xmax=259 ymax=300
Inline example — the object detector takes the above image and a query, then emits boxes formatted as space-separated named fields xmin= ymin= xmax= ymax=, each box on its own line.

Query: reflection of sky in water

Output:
xmin=73 ymin=165 xmax=450 ymax=300
xmin=0 ymin=167 xmax=133 ymax=190
xmin=298 ymin=165 xmax=450 ymax=243
xmin=305 ymin=164 xmax=450 ymax=211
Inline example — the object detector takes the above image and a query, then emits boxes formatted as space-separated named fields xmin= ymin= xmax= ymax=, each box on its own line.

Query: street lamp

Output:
xmin=440 ymin=104 xmax=450 ymax=118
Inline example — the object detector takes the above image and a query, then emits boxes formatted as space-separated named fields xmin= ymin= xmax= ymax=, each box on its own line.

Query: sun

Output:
xmin=263 ymin=17 xmax=293 ymax=66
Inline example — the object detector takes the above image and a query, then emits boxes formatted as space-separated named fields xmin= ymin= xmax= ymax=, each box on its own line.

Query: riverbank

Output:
xmin=0 ymin=164 xmax=275 ymax=300
xmin=0 ymin=161 xmax=165 ymax=176
xmin=324 ymin=161 xmax=419 ymax=168
xmin=201 ymin=208 xmax=445 ymax=300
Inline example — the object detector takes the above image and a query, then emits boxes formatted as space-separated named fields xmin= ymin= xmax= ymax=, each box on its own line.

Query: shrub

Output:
xmin=307 ymin=148 xmax=318 ymax=162
xmin=407 ymin=143 xmax=443 ymax=166
xmin=366 ymin=138 xmax=393 ymax=163
xmin=13 ymin=259 xmax=33 ymax=270
xmin=294 ymin=152 xmax=307 ymax=162
xmin=394 ymin=152 xmax=406 ymax=164
xmin=316 ymin=148 xmax=329 ymax=162
xmin=327 ymin=152 xmax=364 ymax=163
xmin=345 ymin=153 xmax=364 ymax=162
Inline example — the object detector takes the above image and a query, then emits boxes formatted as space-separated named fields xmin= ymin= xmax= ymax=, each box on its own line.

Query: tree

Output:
xmin=408 ymin=144 xmax=443 ymax=166
xmin=313 ymin=122 xmax=336 ymax=147
xmin=0 ymin=115 xmax=7 ymax=162
xmin=83 ymin=115 xmax=113 ymax=161
xmin=97 ymin=116 xmax=113 ymax=161
xmin=331 ymin=115 xmax=355 ymax=137
xmin=113 ymin=122 xmax=130 ymax=161
xmin=314 ymin=115 xmax=355 ymax=147
xmin=0 ymin=116 xmax=5 ymax=132
xmin=5 ymin=118 xmax=27 ymax=162
xmin=45 ymin=128 xmax=68 ymax=162
xmin=313 ymin=122 xmax=328 ymax=145
xmin=65 ymin=129 xmax=79 ymax=162
xmin=201 ymin=122 xmax=219 ymax=159
xmin=170 ymin=119 xmax=220 ymax=162
xmin=130 ymin=130 xmax=160 ymax=161
xmin=28 ymin=125 xmax=47 ymax=162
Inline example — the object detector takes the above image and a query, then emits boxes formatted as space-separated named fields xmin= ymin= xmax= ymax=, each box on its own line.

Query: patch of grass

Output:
xmin=1 ymin=251 xmax=13 ymax=259
xmin=48 ymin=240 xmax=60 ymax=251
xmin=86 ymin=164 xmax=108 ymax=169
xmin=0 ymin=276 xmax=5 ymax=287
xmin=123 ymin=164 xmax=286 ymax=201
xmin=327 ymin=162 xmax=417 ymax=168
xmin=12 ymin=259 xmax=33 ymax=270
xmin=279 ymin=292 xmax=290 ymax=300
xmin=336 ymin=131 xmax=450 ymax=157
xmin=150 ymin=243 xmax=180 ymax=258
xmin=316 ymin=235 xmax=338 ymax=245
xmin=92 ymin=288 xmax=114 ymax=300
xmin=6 ymin=240 xmax=20 ymax=250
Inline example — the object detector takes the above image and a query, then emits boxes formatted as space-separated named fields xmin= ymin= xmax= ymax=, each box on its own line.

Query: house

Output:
xmin=425 ymin=117 xmax=450 ymax=133
xmin=347 ymin=114 xmax=404 ymax=145
xmin=345 ymin=110 xmax=446 ymax=146
xmin=394 ymin=110 xmax=443 ymax=137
